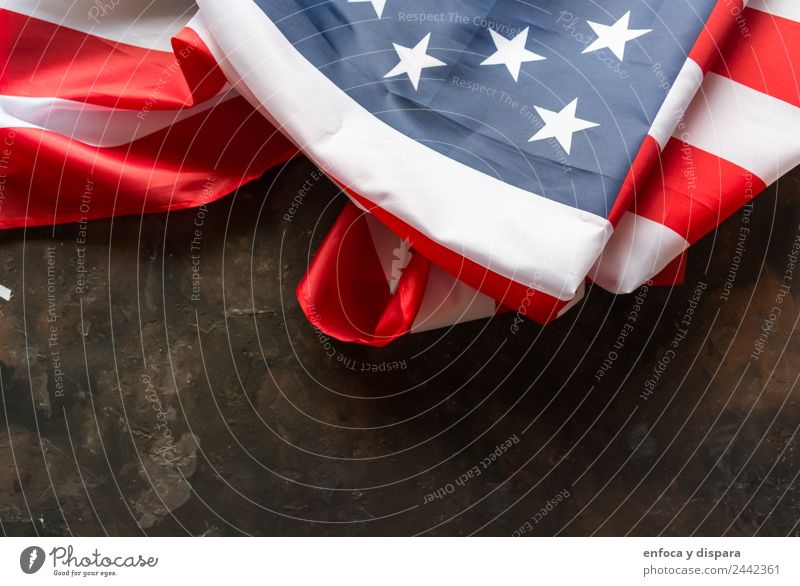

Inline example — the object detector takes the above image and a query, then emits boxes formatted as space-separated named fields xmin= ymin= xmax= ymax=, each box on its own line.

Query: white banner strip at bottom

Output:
xmin=0 ymin=537 xmax=797 ymax=584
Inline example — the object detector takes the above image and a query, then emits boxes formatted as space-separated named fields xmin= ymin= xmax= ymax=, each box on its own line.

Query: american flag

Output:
xmin=294 ymin=0 xmax=800 ymax=344
xmin=2 ymin=0 xmax=798 ymax=346
xmin=200 ymin=0 xmax=729 ymax=316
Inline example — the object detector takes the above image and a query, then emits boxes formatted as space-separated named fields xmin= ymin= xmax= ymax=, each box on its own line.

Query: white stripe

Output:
xmin=590 ymin=212 xmax=689 ymax=294
xmin=197 ymin=0 xmax=612 ymax=300
xmin=410 ymin=264 xmax=498 ymax=333
xmin=648 ymin=59 xmax=704 ymax=150
xmin=2 ymin=0 xmax=197 ymax=52
xmin=0 ymin=90 xmax=236 ymax=148
xmin=748 ymin=0 xmax=800 ymax=22
xmin=677 ymin=73 xmax=800 ymax=186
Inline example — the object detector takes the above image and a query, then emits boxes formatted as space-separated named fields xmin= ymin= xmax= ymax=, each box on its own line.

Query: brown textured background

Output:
xmin=0 ymin=158 xmax=798 ymax=536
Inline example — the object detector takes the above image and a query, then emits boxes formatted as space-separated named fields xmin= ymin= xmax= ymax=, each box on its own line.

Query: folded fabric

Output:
xmin=5 ymin=0 xmax=795 ymax=351
xmin=297 ymin=0 xmax=800 ymax=346
xmin=592 ymin=0 xmax=800 ymax=293
xmin=0 ymin=1 xmax=296 ymax=229
xmin=298 ymin=200 xmax=590 ymax=345
xmin=195 ymin=0 xmax=737 ymax=321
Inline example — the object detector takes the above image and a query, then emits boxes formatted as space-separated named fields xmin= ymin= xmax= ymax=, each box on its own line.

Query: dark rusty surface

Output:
xmin=0 ymin=157 xmax=798 ymax=536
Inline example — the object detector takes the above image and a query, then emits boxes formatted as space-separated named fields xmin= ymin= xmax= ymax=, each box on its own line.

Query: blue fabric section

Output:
xmin=254 ymin=0 xmax=716 ymax=217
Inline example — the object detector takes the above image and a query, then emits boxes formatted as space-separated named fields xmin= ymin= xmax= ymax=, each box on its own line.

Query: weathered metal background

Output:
xmin=1 ymin=158 xmax=798 ymax=536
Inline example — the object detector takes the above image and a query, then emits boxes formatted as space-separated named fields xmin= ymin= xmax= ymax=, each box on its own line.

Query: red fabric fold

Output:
xmin=297 ymin=202 xmax=431 ymax=347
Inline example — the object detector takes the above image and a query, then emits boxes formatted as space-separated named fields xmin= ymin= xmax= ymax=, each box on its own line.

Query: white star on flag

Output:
xmin=347 ymin=0 xmax=387 ymax=19
xmin=384 ymin=33 xmax=446 ymax=90
xmin=582 ymin=11 xmax=652 ymax=61
xmin=528 ymin=98 xmax=599 ymax=155
xmin=480 ymin=26 xmax=545 ymax=82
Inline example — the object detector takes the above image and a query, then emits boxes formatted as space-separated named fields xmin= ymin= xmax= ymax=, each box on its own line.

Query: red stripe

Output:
xmin=296 ymin=202 xmax=431 ymax=346
xmin=710 ymin=7 xmax=800 ymax=108
xmin=635 ymin=138 xmax=767 ymax=244
xmin=0 ymin=97 xmax=297 ymax=228
xmin=171 ymin=24 xmax=228 ymax=105
xmin=688 ymin=0 xmax=746 ymax=74
xmin=611 ymin=134 xmax=660 ymax=226
xmin=1 ymin=10 xmax=222 ymax=109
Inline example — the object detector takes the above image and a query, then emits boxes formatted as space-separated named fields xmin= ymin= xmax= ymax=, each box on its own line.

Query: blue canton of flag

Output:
xmin=252 ymin=0 xmax=714 ymax=217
